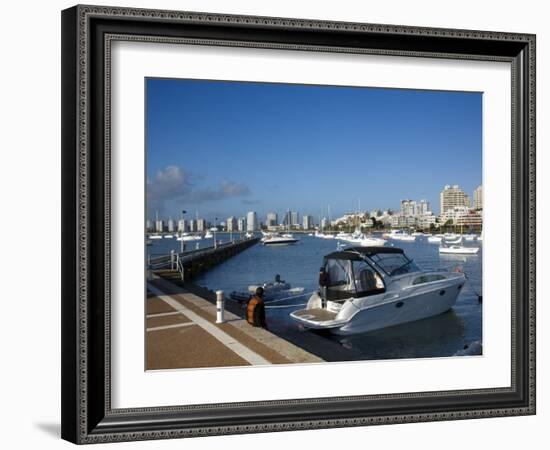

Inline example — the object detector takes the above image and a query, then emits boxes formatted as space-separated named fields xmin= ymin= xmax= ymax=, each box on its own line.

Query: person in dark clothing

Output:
xmin=318 ymin=267 xmax=330 ymax=308
xmin=247 ymin=287 xmax=267 ymax=329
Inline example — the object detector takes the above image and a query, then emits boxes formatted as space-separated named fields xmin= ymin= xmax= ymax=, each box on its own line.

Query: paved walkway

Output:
xmin=146 ymin=276 xmax=323 ymax=370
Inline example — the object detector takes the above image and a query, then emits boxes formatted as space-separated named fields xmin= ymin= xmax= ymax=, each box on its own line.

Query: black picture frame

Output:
xmin=61 ymin=4 xmax=536 ymax=444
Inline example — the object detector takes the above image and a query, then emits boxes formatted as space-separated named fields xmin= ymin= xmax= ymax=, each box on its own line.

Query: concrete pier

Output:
xmin=149 ymin=237 xmax=260 ymax=281
xmin=146 ymin=276 xmax=323 ymax=370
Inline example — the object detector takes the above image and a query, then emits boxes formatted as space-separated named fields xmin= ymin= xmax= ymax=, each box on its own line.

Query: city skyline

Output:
xmin=146 ymin=78 xmax=482 ymax=222
xmin=147 ymin=185 xmax=482 ymax=234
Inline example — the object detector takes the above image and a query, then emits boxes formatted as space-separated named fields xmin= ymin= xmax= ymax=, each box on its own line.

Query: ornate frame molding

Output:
xmin=61 ymin=5 xmax=536 ymax=444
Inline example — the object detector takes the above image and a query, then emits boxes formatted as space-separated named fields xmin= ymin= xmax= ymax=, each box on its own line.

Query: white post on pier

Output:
xmin=147 ymin=254 xmax=152 ymax=281
xmin=170 ymin=249 xmax=175 ymax=270
xmin=216 ymin=290 xmax=225 ymax=324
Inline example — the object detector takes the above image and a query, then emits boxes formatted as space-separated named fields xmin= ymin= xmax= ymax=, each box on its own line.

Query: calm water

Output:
xmin=150 ymin=233 xmax=482 ymax=361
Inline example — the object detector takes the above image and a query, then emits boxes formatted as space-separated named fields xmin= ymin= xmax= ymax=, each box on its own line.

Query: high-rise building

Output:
xmin=418 ymin=199 xmax=430 ymax=215
xmin=237 ymin=217 xmax=245 ymax=232
xmin=196 ymin=218 xmax=206 ymax=232
xmin=167 ymin=217 xmax=175 ymax=233
xmin=145 ymin=219 xmax=153 ymax=232
xmin=321 ymin=217 xmax=329 ymax=230
xmin=266 ymin=212 xmax=278 ymax=227
xmin=246 ymin=211 xmax=257 ymax=232
xmin=178 ymin=219 xmax=187 ymax=232
xmin=303 ymin=215 xmax=313 ymax=230
xmin=155 ymin=219 xmax=164 ymax=233
xmin=188 ymin=219 xmax=196 ymax=232
xmin=226 ymin=217 xmax=237 ymax=232
xmin=400 ymin=199 xmax=417 ymax=216
xmin=474 ymin=185 xmax=483 ymax=210
xmin=282 ymin=211 xmax=299 ymax=227
xmin=440 ymin=185 xmax=470 ymax=215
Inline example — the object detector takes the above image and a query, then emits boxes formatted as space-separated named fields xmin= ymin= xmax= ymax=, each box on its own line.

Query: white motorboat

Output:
xmin=427 ymin=235 xmax=443 ymax=243
xmin=290 ymin=247 xmax=465 ymax=334
xmin=149 ymin=234 xmax=163 ymax=240
xmin=439 ymin=245 xmax=479 ymax=254
xmin=443 ymin=235 xmax=462 ymax=244
xmin=439 ymin=237 xmax=479 ymax=254
xmin=358 ymin=236 xmax=387 ymax=247
xmin=204 ymin=231 xmax=213 ymax=239
xmin=163 ymin=234 xmax=174 ymax=239
xmin=444 ymin=233 xmax=459 ymax=239
xmin=335 ymin=232 xmax=352 ymax=240
xmin=262 ymin=233 xmax=299 ymax=245
xmin=385 ymin=229 xmax=416 ymax=242
xmin=230 ymin=275 xmax=305 ymax=302
xmin=463 ymin=234 xmax=477 ymax=241
xmin=177 ymin=233 xmax=201 ymax=241
xmin=339 ymin=229 xmax=383 ymax=246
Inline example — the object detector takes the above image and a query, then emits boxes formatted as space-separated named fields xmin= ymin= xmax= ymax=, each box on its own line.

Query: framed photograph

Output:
xmin=61 ymin=5 xmax=536 ymax=444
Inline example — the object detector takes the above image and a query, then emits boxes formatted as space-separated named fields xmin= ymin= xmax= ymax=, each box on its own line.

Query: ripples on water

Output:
xmin=150 ymin=234 xmax=482 ymax=361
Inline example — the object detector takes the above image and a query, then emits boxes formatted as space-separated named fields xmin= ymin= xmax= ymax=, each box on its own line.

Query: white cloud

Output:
xmin=147 ymin=165 xmax=250 ymax=214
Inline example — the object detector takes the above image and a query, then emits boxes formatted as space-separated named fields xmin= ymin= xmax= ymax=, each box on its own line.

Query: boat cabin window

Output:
xmin=352 ymin=261 xmax=385 ymax=296
xmin=323 ymin=259 xmax=385 ymax=301
xmin=369 ymin=253 xmax=420 ymax=276
xmin=412 ymin=274 xmax=446 ymax=285
xmin=324 ymin=259 xmax=353 ymax=300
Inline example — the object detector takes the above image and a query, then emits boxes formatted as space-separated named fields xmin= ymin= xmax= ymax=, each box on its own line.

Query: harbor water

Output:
xmin=150 ymin=234 xmax=482 ymax=361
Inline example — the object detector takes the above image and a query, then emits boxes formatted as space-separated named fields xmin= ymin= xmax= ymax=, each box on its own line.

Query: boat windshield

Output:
xmin=369 ymin=253 xmax=420 ymax=276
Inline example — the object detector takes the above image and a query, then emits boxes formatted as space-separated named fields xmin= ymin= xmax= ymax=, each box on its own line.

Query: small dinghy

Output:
xmin=230 ymin=274 xmax=305 ymax=302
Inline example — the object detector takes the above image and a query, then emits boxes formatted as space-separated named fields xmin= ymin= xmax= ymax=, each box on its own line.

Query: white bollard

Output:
xmin=216 ymin=290 xmax=225 ymax=324
xmin=170 ymin=249 xmax=175 ymax=270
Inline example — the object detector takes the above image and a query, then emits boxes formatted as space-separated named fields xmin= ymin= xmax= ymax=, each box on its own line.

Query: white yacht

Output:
xmin=149 ymin=234 xmax=163 ymax=240
xmin=335 ymin=232 xmax=352 ymax=240
xmin=384 ymin=229 xmax=416 ymax=242
xmin=427 ymin=235 xmax=443 ymax=243
xmin=262 ymin=233 xmax=299 ymax=245
xmin=443 ymin=235 xmax=462 ymax=244
xmin=290 ymin=247 xmax=465 ymax=334
xmin=439 ymin=237 xmax=479 ymax=254
xmin=439 ymin=245 xmax=479 ymax=254
xmin=204 ymin=231 xmax=213 ymax=239
xmin=177 ymin=233 xmax=201 ymax=241
xmin=358 ymin=236 xmax=386 ymax=247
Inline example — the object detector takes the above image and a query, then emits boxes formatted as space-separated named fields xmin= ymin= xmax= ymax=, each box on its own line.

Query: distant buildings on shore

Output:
xmin=439 ymin=184 xmax=482 ymax=228
xmin=146 ymin=184 xmax=483 ymax=233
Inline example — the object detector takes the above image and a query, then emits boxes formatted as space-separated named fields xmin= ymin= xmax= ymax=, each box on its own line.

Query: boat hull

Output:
xmin=439 ymin=247 xmax=479 ymax=254
xmin=263 ymin=239 xmax=299 ymax=245
xmin=291 ymin=277 xmax=464 ymax=335
xmin=332 ymin=285 xmax=461 ymax=334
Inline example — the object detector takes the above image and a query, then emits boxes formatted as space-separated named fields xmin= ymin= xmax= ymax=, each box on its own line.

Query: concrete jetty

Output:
xmin=149 ymin=237 xmax=260 ymax=281
xmin=146 ymin=276 xmax=323 ymax=370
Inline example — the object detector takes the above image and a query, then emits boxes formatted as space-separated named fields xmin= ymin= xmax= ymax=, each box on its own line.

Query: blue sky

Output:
xmin=146 ymin=78 xmax=482 ymax=223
